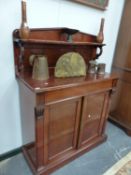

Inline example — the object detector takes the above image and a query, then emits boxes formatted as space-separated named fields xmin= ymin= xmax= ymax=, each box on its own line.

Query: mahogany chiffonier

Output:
xmin=13 ymin=27 xmax=117 ymax=175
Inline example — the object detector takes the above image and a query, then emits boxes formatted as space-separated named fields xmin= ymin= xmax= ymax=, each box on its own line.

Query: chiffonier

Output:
xmin=13 ymin=27 xmax=117 ymax=175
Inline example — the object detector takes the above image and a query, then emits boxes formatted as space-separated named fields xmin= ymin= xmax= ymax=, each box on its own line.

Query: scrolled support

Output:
xmin=34 ymin=104 xmax=44 ymax=119
xmin=15 ymin=39 xmax=25 ymax=72
xmin=95 ymin=46 xmax=103 ymax=59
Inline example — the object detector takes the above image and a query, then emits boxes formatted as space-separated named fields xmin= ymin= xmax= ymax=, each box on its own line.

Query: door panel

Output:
xmin=44 ymin=98 xmax=81 ymax=161
xmin=82 ymin=119 xmax=101 ymax=143
xmin=78 ymin=92 xmax=108 ymax=146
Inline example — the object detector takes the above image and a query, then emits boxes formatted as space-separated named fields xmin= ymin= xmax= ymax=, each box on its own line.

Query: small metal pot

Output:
xmin=97 ymin=63 xmax=106 ymax=75
xmin=88 ymin=60 xmax=97 ymax=74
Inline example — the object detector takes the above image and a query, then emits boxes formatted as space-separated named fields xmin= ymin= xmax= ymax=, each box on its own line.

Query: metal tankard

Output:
xmin=29 ymin=55 xmax=49 ymax=81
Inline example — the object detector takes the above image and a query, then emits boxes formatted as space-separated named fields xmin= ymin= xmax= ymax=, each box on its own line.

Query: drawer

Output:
xmin=44 ymin=80 xmax=112 ymax=104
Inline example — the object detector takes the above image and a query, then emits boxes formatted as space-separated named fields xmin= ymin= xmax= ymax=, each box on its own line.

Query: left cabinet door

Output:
xmin=43 ymin=97 xmax=82 ymax=163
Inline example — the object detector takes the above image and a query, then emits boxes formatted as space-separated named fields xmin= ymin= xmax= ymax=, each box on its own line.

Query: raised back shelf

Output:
xmin=13 ymin=27 xmax=105 ymax=73
xmin=14 ymin=27 xmax=97 ymax=42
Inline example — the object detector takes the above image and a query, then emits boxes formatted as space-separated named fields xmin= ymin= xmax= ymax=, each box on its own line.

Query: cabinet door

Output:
xmin=44 ymin=98 xmax=81 ymax=163
xmin=78 ymin=92 xmax=109 ymax=147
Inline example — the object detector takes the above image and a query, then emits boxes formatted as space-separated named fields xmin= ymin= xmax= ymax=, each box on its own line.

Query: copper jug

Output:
xmin=29 ymin=55 xmax=49 ymax=81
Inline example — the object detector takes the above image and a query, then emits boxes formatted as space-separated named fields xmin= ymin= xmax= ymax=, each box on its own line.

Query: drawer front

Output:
xmin=44 ymin=80 xmax=112 ymax=104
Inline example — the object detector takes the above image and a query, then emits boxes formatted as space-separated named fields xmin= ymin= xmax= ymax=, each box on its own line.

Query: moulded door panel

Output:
xmin=78 ymin=92 xmax=108 ymax=147
xmin=43 ymin=97 xmax=82 ymax=163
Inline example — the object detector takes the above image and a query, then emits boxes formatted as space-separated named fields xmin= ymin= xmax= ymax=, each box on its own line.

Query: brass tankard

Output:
xmin=29 ymin=55 xmax=49 ymax=81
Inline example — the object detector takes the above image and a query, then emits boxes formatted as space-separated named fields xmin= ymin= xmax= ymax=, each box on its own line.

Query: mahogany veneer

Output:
xmin=13 ymin=27 xmax=117 ymax=175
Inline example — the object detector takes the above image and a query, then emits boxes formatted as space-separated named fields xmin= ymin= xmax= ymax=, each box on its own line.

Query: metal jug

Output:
xmin=29 ymin=55 xmax=49 ymax=81
xmin=88 ymin=60 xmax=97 ymax=74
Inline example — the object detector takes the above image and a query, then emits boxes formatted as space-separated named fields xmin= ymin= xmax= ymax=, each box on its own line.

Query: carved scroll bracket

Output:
xmin=95 ymin=46 xmax=103 ymax=59
xmin=14 ymin=39 xmax=25 ymax=72
xmin=34 ymin=104 xmax=44 ymax=119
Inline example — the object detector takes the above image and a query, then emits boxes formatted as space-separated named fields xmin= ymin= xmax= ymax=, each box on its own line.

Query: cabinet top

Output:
xmin=16 ymin=69 xmax=118 ymax=93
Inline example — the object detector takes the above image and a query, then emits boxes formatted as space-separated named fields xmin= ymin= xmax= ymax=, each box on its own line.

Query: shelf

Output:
xmin=14 ymin=38 xmax=105 ymax=46
xmin=13 ymin=27 xmax=105 ymax=77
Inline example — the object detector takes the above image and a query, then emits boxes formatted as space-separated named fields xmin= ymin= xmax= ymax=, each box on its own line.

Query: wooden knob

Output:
xmin=88 ymin=114 xmax=91 ymax=118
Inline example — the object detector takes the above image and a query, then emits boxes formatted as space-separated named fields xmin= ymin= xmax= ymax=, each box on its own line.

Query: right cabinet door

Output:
xmin=78 ymin=92 xmax=109 ymax=147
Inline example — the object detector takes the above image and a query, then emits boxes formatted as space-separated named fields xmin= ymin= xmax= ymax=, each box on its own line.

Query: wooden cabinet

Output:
xmin=13 ymin=28 xmax=117 ymax=175
xmin=110 ymin=0 xmax=131 ymax=136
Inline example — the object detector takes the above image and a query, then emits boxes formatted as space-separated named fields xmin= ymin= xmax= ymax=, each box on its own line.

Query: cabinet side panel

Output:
xmin=19 ymin=81 xmax=36 ymax=145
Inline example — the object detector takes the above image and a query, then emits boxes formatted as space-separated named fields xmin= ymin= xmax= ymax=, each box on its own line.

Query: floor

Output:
xmin=0 ymin=122 xmax=131 ymax=175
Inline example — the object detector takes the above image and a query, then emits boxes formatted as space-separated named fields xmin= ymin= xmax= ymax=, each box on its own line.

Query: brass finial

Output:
xmin=19 ymin=0 xmax=30 ymax=39
xmin=96 ymin=18 xmax=105 ymax=43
